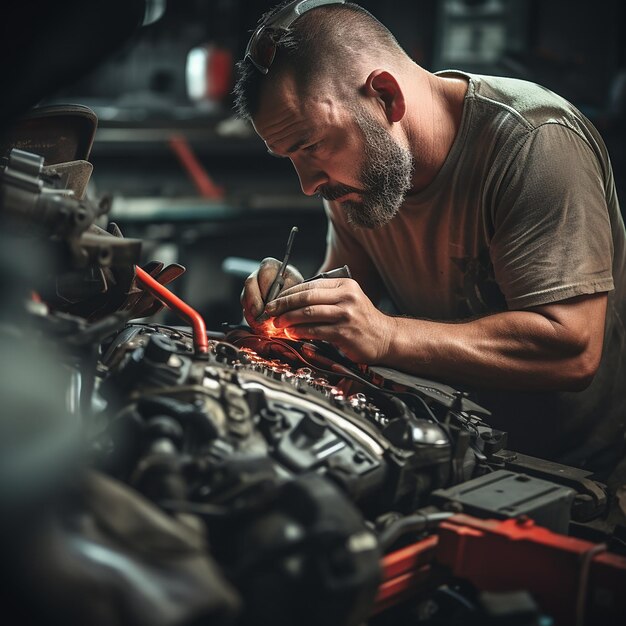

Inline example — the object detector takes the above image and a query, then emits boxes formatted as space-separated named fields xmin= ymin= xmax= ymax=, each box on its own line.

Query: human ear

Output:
xmin=364 ymin=70 xmax=406 ymax=123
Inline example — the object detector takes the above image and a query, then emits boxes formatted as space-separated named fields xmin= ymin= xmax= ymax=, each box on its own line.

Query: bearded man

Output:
xmin=236 ymin=0 xmax=626 ymax=479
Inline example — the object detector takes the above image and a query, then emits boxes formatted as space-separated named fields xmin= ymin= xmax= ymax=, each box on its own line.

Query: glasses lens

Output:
xmin=245 ymin=1 xmax=345 ymax=73
xmin=246 ymin=27 xmax=277 ymax=74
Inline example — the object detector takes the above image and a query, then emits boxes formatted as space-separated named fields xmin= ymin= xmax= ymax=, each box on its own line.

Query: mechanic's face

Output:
xmin=253 ymin=76 xmax=413 ymax=229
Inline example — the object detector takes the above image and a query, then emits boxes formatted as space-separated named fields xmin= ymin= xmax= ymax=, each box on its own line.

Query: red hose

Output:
xmin=134 ymin=265 xmax=208 ymax=355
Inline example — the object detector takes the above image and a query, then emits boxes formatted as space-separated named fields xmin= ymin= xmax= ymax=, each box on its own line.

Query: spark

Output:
xmin=260 ymin=318 xmax=289 ymax=339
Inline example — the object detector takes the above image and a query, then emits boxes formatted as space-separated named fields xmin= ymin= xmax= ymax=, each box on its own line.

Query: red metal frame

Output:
xmin=374 ymin=535 xmax=441 ymax=614
xmin=374 ymin=514 xmax=626 ymax=625
xmin=134 ymin=265 xmax=208 ymax=355
xmin=436 ymin=514 xmax=626 ymax=626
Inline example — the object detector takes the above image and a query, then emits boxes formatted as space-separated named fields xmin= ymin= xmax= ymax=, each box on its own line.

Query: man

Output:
xmin=236 ymin=0 xmax=626 ymax=478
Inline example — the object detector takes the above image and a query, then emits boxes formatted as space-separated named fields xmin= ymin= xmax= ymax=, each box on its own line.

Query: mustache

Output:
xmin=317 ymin=183 xmax=362 ymax=201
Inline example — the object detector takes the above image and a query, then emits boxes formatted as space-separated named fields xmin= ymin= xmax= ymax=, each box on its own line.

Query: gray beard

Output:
xmin=343 ymin=109 xmax=414 ymax=229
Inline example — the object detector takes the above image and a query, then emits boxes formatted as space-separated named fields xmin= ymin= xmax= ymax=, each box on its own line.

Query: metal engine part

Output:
xmin=1 ymin=144 xmax=622 ymax=626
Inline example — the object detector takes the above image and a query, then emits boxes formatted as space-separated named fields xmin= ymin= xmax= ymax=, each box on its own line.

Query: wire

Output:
xmin=402 ymin=391 xmax=440 ymax=423
xmin=378 ymin=511 xmax=455 ymax=551
xmin=231 ymin=334 xmax=443 ymax=422
xmin=147 ymin=323 xmax=195 ymax=338
xmin=576 ymin=542 xmax=607 ymax=626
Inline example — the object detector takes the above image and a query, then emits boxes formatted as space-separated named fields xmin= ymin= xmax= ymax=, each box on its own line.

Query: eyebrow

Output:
xmin=286 ymin=137 xmax=311 ymax=153
xmin=266 ymin=135 xmax=312 ymax=158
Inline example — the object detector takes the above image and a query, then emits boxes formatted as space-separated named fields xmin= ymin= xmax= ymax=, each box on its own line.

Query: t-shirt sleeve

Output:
xmin=490 ymin=122 xmax=614 ymax=309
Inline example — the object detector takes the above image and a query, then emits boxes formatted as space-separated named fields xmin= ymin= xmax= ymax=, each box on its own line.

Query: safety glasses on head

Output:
xmin=244 ymin=0 xmax=345 ymax=74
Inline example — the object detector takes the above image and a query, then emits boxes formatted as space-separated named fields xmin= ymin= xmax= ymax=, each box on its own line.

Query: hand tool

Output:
xmin=256 ymin=226 xmax=298 ymax=321
xmin=302 ymin=265 xmax=351 ymax=282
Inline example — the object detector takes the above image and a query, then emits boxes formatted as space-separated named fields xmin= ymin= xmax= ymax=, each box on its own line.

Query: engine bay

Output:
xmin=1 ymin=107 xmax=626 ymax=625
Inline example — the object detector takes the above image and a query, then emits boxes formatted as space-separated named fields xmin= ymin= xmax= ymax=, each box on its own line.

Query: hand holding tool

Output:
xmin=256 ymin=226 xmax=298 ymax=321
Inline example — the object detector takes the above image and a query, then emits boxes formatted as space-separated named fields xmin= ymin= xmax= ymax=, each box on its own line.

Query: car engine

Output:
xmin=1 ymin=106 xmax=626 ymax=626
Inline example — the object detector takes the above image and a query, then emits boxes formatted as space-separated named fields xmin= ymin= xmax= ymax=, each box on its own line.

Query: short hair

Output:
xmin=233 ymin=1 xmax=406 ymax=120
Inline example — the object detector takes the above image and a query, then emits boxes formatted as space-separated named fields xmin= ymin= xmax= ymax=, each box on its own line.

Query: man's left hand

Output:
xmin=265 ymin=278 xmax=394 ymax=363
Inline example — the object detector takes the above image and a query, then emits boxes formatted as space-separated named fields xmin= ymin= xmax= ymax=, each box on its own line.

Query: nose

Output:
xmin=292 ymin=159 xmax=328 ymax=196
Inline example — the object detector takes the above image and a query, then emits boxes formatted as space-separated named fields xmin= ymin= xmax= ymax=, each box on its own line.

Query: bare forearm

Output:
xmin=383 ymin=308 xmax=601 ymax=391
xmin=268 ymin=279 xmax=606 ymax=390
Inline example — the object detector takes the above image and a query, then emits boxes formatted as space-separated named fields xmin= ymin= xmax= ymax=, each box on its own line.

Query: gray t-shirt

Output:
xmin=324 ymin=71 xmax=626 ymax=476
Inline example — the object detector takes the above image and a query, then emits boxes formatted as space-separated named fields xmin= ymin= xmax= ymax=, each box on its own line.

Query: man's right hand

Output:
xmin=240 ymin=257 xmax=304 ymax=328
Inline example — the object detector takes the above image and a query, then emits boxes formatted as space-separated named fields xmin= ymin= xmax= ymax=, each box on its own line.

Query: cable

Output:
xmin=231 ymin=334 xmax=443 ymax=422
xmin=576 ymin=542 xmax=607 ymax=626
xmin=378 ymin=511 xmax=455 ymax=551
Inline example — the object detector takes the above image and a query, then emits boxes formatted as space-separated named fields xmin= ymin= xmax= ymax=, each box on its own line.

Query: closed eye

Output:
xmin=303 ymin=141 xmax=322 ymax=153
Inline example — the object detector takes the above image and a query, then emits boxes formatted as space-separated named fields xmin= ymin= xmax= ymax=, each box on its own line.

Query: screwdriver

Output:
xmin=256 ymin=226 xmax=298 ymax=321
xmin=302 ymin=265 xmax=351 ymax=282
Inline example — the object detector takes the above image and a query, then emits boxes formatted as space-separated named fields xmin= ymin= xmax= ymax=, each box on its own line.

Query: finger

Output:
xmin=257 ymin=257 xmax=283 ymax=299
xmin=241 ymin=258 xmax=284 ymax=322
xmin=241 ymin=270 xmax=263 ymax=322
xmin=279 ymin=277 xmax=349 ymax=298
xmin=283 ymin=324 xmax=335 ymax=342
xmin=282 ymin=264 xmax=305 ymax=290
xmin=258 ymin=262 xmax=304 ymax=320
xmin=266 ymin=286 xmax=343 ymax=317
xmin=273 ymin=304 xmax=344 ymax=328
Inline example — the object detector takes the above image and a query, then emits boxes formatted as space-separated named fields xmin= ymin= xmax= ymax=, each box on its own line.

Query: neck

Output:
xmin=404 ymin=68 xmax=468 ymax=194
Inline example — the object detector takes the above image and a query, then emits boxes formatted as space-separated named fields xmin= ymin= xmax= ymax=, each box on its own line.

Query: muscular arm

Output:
xmin=386 ymin=292 xmax=606 ymax=390
xmin=267 ymin=279 xmax=607 ymax=392
xmin=290 ymin=125 xmax=612 ymax=391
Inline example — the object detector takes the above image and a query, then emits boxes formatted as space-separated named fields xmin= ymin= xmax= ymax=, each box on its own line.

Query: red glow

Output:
xmin=259 ymin=318 xmax=290 ymax=339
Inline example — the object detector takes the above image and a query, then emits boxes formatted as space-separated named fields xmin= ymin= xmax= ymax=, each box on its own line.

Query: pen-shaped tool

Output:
xmin=256 ymin=226 xmax=298 ymax=321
